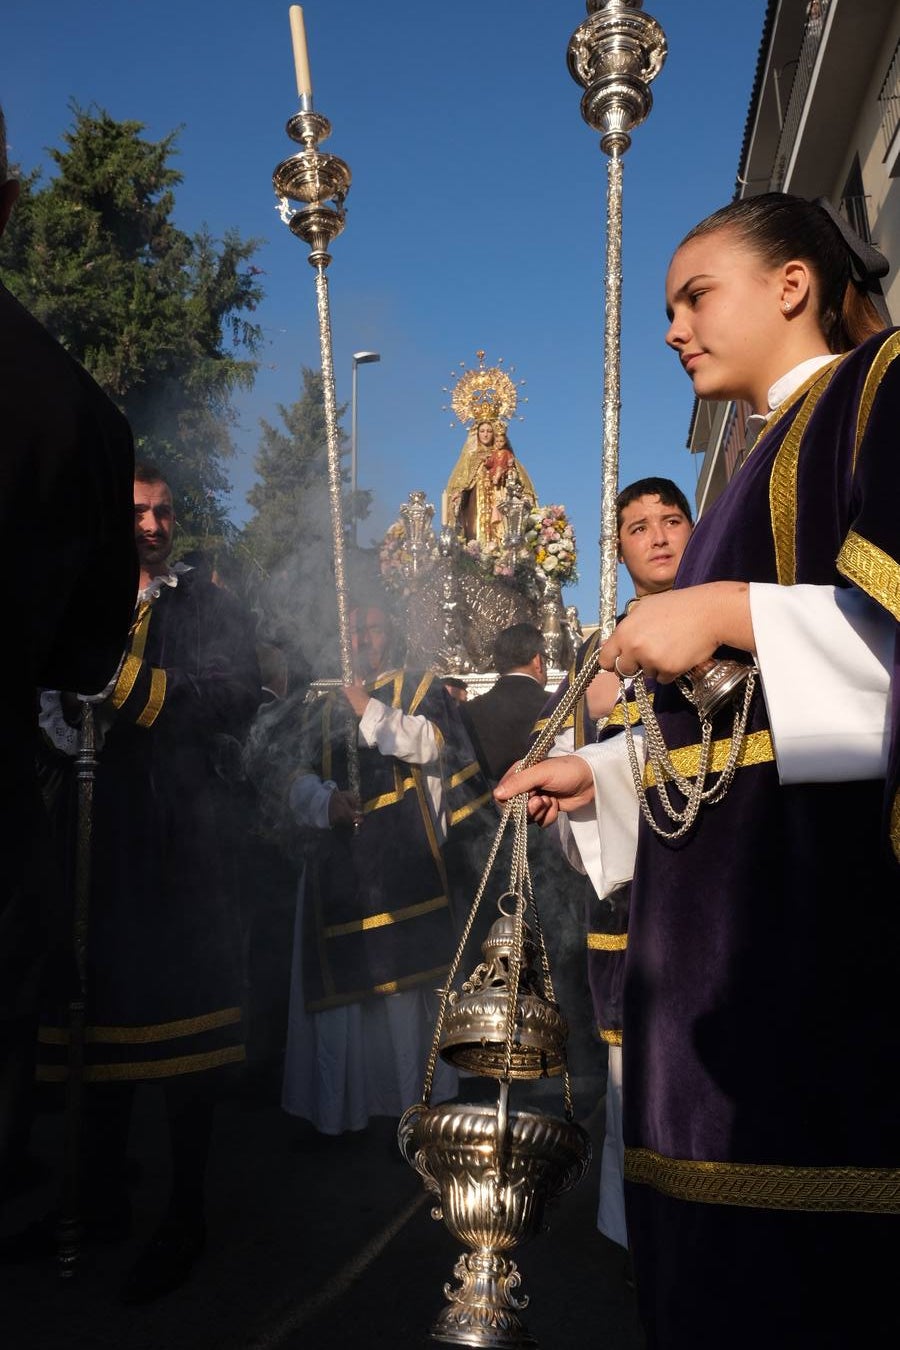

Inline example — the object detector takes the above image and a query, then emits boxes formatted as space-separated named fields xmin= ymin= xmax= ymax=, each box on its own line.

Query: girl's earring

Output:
xmin=782 ymin=301 xmax=792 ymax=312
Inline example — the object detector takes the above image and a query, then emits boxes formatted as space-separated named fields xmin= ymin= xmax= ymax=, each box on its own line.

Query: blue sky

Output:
xmin=4 ymin=0 xmax=768 ymax=623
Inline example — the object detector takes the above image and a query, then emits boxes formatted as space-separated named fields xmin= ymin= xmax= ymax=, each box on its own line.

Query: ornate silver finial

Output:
xmin=272 ymin=24 xmax=359 ymax=801
xmin=273 ymin=112 xmax=351 ymax=268
xmin=398 ymin=490 xmax=436 ymax=580
xmin=497 ymin=469 xmax=531 ymax=564
xmin=567 ymin=0 xmax=667 ymax=156
xmin=567 ymin=0 xmax=667 ymax=635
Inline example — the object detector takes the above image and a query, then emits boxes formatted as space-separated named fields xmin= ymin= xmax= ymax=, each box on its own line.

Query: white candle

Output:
xmin=289 ymin=6 xmax=313 ymax=100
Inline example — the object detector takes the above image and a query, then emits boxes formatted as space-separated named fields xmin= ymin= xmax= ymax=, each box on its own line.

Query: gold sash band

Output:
xmin=587 ymin=932 xmax=627 ymax=951
xmin=626 ymin=1146 xmax=900 ymax=1213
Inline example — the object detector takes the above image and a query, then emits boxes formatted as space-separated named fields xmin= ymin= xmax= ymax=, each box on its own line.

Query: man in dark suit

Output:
xmin=0 ymin=104 xmax=137 ymax=1193
xmin=462 ymin=623 xmax=548 ymax=782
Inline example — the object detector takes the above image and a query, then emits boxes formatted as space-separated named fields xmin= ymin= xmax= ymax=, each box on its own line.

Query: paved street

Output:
xmin=0 ymin=1069 xmax=645 ymax=1350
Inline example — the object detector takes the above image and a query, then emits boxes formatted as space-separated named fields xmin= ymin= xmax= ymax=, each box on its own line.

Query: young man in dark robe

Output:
xmin=527 ymin=477 xmax=693 ymax=1255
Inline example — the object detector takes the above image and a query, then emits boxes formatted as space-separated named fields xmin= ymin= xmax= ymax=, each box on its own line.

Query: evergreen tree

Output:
xmin=242 ymin=366 xmax=374 ymax=681
xmin=0 ymin=105 xmax=263 ymax=535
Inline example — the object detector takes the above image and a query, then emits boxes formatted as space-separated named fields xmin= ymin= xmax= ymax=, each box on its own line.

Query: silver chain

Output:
xmin=420 ymin=651 xmax=604 ymax=1111
xmin=621 ymin=666 xmax=757 ymax=841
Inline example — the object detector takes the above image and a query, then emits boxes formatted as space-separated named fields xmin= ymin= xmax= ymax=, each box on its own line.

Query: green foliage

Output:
xmin=242 ymin=366 xmax=371 ymax=572
xmin=241 ymin=367 xmax=375 ymax=680
xmin=0 ymin=105 xmax=263 ymax=535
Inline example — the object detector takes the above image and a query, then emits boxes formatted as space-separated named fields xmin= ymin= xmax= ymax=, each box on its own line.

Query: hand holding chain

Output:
xmin=619 ymin=662 xmax=758 ymax=841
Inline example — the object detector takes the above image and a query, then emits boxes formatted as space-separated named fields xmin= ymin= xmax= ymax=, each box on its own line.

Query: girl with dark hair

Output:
xmin=497 ymin=193 xmax=899 ymax=1348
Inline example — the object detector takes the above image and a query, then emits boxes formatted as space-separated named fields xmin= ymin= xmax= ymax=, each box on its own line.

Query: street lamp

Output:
xmin=350 ymin=350 xmax=381 ymax=544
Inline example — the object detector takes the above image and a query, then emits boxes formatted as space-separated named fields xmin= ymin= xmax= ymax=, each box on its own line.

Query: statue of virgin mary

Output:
xmin=440 ymin=355 xmax=537 ymax=546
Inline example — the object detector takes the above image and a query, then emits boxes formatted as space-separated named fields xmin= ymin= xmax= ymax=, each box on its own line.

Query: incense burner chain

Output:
xmin=398 ymin=650 xmax=611 ymax=1346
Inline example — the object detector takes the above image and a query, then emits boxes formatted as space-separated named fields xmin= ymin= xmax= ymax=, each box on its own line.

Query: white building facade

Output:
xmin=691 ymin=0 xmax=900 ymax=510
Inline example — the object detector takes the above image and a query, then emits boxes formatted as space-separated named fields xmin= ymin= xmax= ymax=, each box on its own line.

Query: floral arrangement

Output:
xmin=462 ymin=536 xmax=516 ymax=583
xmin=525 ymin=504 xmax=578 ymax=586
xmin=379 ymin=501 xmax=577 ymax=596
xmin=458 ymin=537 xmax=548 ymax=598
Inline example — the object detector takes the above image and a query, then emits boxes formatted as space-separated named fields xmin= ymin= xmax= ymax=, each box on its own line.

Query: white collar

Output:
xmin=766 ymin=353 xmax=836 ymax=411
xmin=138 ymin=560 xmax=192 ymax=604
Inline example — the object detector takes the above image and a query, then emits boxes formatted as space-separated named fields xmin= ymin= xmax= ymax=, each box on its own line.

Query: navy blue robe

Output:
xmin=39 ymin=570 xmax=261 ymax=1083
xmin=296 ymin=671 xmax=489 ymax=1011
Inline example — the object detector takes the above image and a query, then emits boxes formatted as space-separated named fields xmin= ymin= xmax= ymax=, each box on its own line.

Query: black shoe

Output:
xmin=120 ymin=1215 xmax=206 ymax=1304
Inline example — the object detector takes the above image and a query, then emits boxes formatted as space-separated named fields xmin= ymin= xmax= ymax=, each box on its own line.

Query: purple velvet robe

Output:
xmin=623 ymin=331 xmax=900 ymax=1348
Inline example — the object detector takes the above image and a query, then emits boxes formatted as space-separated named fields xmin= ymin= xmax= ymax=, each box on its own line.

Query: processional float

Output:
xmin=390 ymin=351 xmax=578 ymax=679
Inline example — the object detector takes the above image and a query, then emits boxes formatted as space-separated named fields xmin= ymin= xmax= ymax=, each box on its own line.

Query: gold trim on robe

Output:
xmin=587 ymin=932 xmax=628 ymax=951
xmin=323 ymin=894 xmax=449 ymax=939
xmin=37 ymin=1045 xmax=245 ymax=1083
xmin=136 ymin=667 xmax=166 ymax=727
xmin=110 ymin=653 xmax=142 ymax=709
xmin=305 ymin=964 xmax=451 ymax=1012
xmin=769 ymin=362 xmax=841 ymax=585
xmin=38 ymin=1006 xmax=242 ymax=1045
xmin=643 ymin=729 xmax=774 ymax=789
xmin=853 ymin=331 xmax=900 ymax=472
xmin=836 ymin=530 xmax=900 ymax=623
xmin=625 ymin=1146 xmax=900 ymax=1214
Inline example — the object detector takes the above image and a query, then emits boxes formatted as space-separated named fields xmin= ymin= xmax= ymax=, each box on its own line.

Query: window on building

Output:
xmin=840 ymin=155 xmax=872 ymax=243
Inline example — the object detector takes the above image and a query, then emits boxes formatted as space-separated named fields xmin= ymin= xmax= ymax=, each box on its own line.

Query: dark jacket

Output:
xmin=462 ymin=673 xmax=549 ymax=782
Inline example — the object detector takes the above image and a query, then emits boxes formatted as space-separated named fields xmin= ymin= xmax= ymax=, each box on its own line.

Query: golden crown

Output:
xmin=442 ymin=351 xmax=527 ymax=429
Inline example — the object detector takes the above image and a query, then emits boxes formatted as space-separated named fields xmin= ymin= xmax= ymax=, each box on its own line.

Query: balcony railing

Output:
xmin=879 ymin=39 xmax=900 ymax=159
xmin=770 ymin=0 xmax=832 ymax=190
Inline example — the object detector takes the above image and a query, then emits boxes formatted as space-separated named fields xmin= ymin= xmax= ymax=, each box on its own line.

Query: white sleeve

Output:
xmin=749 ymin=583 xmax=893 ymax=783
xmin=289 ymin=773 xmax=336 ymax=830
xmin=548 ymin=727 xmax=576 ymax=756
xmin=39 ymin=690 xmax=79 ymax=757
xmin=550 ymin=813 xmax=587 ymax=874
xmin=356 ymin=697 xmax=446 ymax=842
xmin=357 ymin=698 xmax=439 ymax=765
xmin=565 ymin=733 xmax=643 ymax=901
xmin=546 ymin=726 xmax=582 ymax=869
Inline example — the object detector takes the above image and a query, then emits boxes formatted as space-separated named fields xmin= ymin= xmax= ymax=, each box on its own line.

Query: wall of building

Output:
xmin=691 ymin=0 xmax=900 ymax=511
